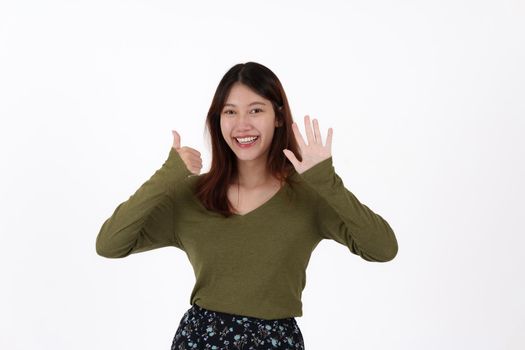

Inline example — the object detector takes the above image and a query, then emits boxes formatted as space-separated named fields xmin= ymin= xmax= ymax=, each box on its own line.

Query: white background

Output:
xmin=1 ymin=0 xmax=524 ymax=349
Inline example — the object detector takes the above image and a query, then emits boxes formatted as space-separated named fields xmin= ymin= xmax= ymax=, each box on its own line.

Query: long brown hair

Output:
xmin=194 ymin=62 xmax=303 ymax=218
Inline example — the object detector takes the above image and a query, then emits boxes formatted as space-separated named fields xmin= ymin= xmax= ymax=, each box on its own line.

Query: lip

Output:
xmin=233 ymin=135 xmax=259 ymax=148
xmin=233 ymin=135 xmax=259 ymax=138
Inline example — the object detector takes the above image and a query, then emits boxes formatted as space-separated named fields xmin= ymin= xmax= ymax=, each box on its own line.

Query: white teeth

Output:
xmin=236 ymin=136 xmax=258 ymax=144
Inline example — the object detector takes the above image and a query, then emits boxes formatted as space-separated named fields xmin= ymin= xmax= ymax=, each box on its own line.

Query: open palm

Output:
xmin=283 ymin=115 xmax=333 ymax=175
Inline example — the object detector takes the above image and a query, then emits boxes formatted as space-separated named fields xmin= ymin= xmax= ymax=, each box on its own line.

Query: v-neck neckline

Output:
xmin=230 ymin=181 xmax=288 ymax=218
xmin=184 ymin=171 xmax=297 ymax=220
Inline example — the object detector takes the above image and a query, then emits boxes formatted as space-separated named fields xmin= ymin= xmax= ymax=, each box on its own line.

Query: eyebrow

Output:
xmin=223 ymin=101 xmax=267 ymax=107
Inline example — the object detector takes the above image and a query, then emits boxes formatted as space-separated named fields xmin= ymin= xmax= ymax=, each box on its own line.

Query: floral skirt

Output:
xmin=171 ymin=303 xmax=305 ymax=350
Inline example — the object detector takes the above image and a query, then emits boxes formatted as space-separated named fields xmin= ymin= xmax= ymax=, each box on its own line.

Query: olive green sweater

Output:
xmin=96 ymin=147 xmax=398 ymax=320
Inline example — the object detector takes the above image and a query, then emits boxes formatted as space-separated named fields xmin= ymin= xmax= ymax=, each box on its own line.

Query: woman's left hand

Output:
xmin=283 ymin=115 xmax=333 ymax=175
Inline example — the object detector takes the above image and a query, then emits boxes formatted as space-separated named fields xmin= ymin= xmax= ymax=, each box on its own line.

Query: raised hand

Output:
xmin=172 ymin=130 xmax=203 ymax=175
xmin=282 ymin=115 xmax=333 ymax=175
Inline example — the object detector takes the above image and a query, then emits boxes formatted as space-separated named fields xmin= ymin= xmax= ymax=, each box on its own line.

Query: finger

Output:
xmin=190 ymin=159 xmax=203 ymax=168
xmin=292 ymin=122 xmax=307 ymax=149
xmin=186 ymin=147 xmax=201 ymax=156
xmin=184 ymin=154 xmax=200 ymax=165
xmin=313 ymin=118 xmax=322 ymax=144
xmin=193 ymin=165 xmax=202 ymax=174
xmin=180 ymin=147 xmax=201 ymax=158
xmin=172 ymin=130 xmax=181 ymax=149
xmin=326 ymin=127 xmax=333 ymax=151
xmin=304 ymin=115 xmax=315 ymax=144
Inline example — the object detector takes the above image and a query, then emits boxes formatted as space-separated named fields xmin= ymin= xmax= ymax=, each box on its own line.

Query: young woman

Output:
xmin=96 ymin=62 xmax=398 ymax=349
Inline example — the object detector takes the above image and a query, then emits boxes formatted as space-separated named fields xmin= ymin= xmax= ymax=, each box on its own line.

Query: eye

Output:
xmin=222 ymin=108 xmax=262 ymax=115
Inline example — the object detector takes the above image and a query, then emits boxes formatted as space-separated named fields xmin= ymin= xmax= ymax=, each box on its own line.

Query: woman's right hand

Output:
xmin=172 ymin=130 xmax=203 ymax=175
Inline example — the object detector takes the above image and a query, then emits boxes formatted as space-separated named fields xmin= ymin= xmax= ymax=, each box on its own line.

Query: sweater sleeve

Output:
xmin=299 ymin=156 xmax=398 ymax=262
xmin=95 ymin=147 xmax=192 ymax=258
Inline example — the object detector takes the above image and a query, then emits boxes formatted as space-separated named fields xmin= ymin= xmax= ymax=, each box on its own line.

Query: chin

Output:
xmin=235 ymin=154 xmax=260 ymax=161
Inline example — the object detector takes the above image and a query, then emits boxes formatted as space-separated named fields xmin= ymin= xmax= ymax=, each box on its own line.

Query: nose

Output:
xmin=234 ymin=112 xmax=253 ymax=128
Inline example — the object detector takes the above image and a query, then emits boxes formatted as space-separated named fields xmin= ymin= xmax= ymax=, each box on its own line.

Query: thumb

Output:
xmin=283 ymin=149 xmax=299 ymax=168
xmin=172 ymin=130 xmax=181 ymax=150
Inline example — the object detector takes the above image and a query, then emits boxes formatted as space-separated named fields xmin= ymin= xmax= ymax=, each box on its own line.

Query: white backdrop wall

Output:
xmin=1 ymin=0 xmax=524 ymax=349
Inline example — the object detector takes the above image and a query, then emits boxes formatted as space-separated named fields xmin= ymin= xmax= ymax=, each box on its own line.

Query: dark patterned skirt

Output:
xmin=171 ymin=303 xmax=305 ymax=350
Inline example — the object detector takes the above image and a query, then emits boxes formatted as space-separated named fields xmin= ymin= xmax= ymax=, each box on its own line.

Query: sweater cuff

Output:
xmin=298 ymin=156 xmax=334 ymax=186
xmin=166 ymin=147 xmax=193 ymax=178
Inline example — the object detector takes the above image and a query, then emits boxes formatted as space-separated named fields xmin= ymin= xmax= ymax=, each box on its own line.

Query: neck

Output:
xmin=235 ymin=158 xmax=273 ymax=189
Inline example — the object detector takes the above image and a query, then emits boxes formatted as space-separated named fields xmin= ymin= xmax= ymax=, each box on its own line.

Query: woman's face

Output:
xmin=220 ymin=82 xmax=278 ymax=163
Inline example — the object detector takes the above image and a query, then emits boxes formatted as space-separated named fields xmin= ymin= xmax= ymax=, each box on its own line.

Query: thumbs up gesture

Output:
xmin=172 ymin=130 xmax=203 ymax=175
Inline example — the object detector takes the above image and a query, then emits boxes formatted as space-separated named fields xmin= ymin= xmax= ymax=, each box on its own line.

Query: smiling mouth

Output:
xmin=234 ymin=136 xmax=259 ymax=144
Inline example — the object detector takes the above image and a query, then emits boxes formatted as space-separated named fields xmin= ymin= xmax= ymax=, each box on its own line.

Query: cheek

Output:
xmin=220 ymin=124 xmax=233 ymax=143
xmin=219 ymin=120 xmax=227 ymax=136
xmin=264 ymin=123 xmax=276 ymax=138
